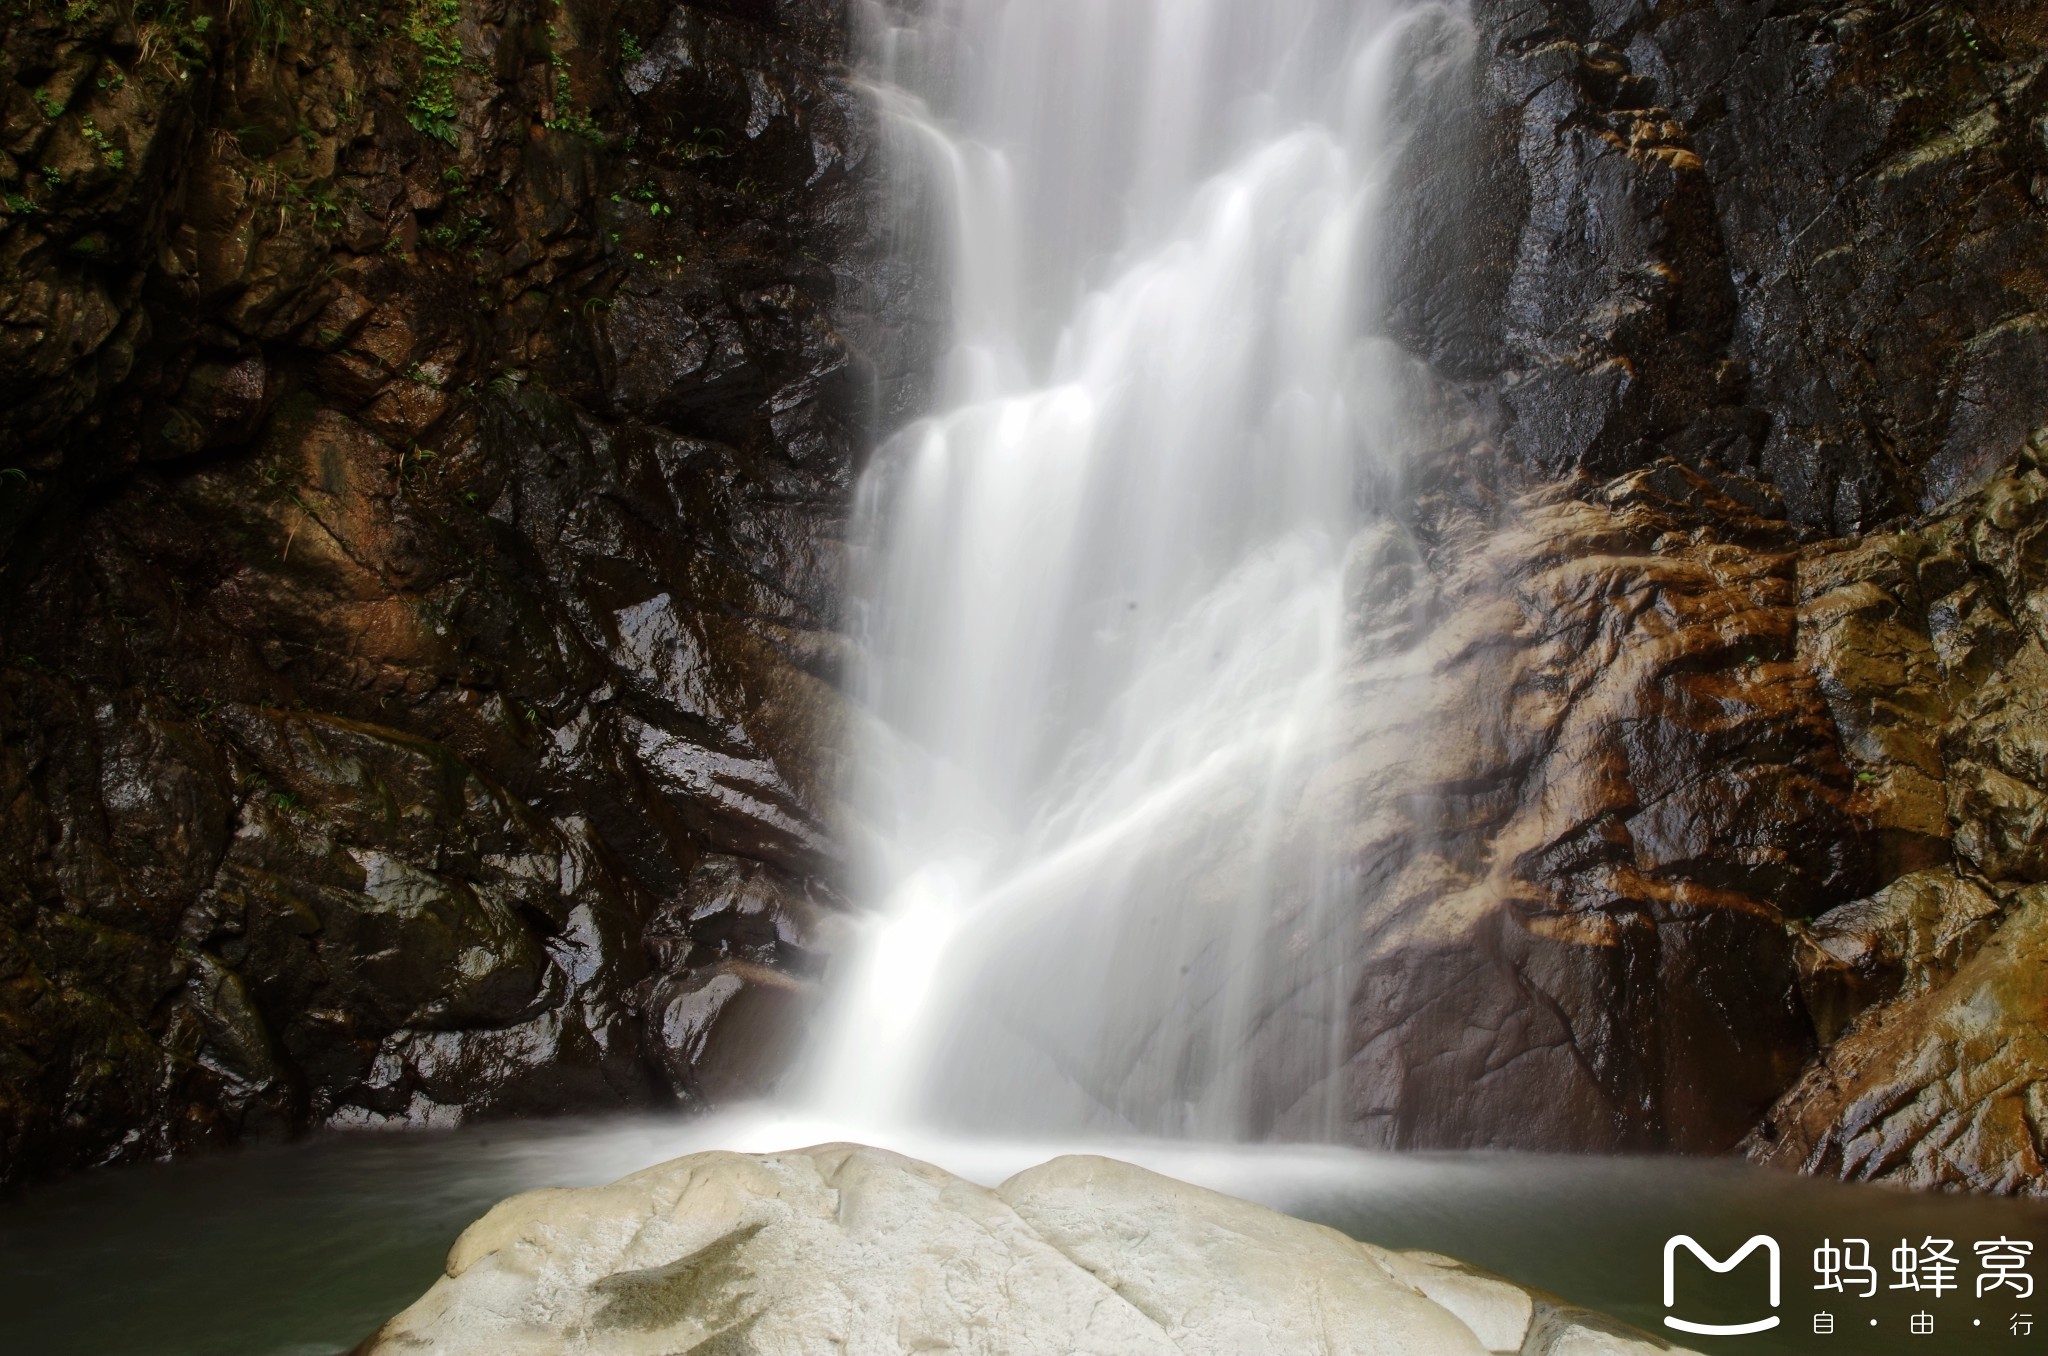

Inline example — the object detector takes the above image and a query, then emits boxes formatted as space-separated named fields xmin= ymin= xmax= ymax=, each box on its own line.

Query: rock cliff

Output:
xmin=7 ymin=0 xmax=2048 ymax=1200
xmin=1289 ymin=0 xmax=2048 ymax=1186
xmin=0 ymin=0 xmax=903 ymax=1184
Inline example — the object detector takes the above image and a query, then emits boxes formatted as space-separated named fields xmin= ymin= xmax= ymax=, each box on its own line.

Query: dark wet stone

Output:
xmin=0 ymin=0 xmax=902 ymax=1186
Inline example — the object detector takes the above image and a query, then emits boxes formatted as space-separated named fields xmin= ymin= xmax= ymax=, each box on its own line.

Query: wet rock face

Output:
xmin=1313 ymin=0 xmax=2048 ymax=1186
xmin=1412 ymin=0 xmax=2048 ymax=535
xmin=1257 ymin=465 xmax=1857 ymax=1154
xmin=1743 ymin=449 xmax=2048 ymax=1193
xmin=0 ymin=0 xmax=905 ymax=1184
xmin=1287 ymin=445 xmax=2048 ymax=1186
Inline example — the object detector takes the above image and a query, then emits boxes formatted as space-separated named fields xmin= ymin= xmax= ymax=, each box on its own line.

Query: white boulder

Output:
xmin=356 ymin=1144 xmax=1695 ymax=1356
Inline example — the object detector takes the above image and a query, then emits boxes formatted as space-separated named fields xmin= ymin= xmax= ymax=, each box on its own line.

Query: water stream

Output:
xmin=807 ymin=0 xmax=1471 ymax=1141
xmin=8 ymin=6 xmax=2041 ymax=1353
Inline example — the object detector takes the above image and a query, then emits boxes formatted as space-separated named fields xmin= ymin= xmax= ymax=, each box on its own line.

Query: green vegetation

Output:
xmin=79 ymin=117 xmax=126 ymax=170
xmin=618 ymin=27 xmax=643 ymax=64
xmin=284 ymin=181 xmax=344 ymax=231
xmin=626 ymin=181 xmax=672 ymax=218
xmin=418 ymin=207 xmax=490 ymax=252
xmin=404 ymin=0 xmax=464 ymax=144
xmin=677 ymin=126 xmax=727 ymax=162
xmin=397 ymin=443 xmax=438 ymax=483
xmin=32 ymin=87 xmax=62 ymax=119
xmin=135 ymin=1 xmax=217 ymax=75
xmin=544 ymin=47 xmax=604 ymax=142
xmin=245 ymin=0 xmax=296 ymax=55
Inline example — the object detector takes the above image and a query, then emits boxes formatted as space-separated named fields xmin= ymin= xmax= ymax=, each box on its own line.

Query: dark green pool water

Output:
xmin=3 ymin=1112 xmax=2045 ymax=1355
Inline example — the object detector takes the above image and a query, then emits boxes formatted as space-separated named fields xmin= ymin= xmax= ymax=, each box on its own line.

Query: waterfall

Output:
xmin=802 ymin=0 xmax=1475 ymax=1142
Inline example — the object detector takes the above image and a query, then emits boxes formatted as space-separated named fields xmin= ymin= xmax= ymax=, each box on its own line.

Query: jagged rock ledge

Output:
xmin=353 ymin=1144 xmax=1693 ymax=1356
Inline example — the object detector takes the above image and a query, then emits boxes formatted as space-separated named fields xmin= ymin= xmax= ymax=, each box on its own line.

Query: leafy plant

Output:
xmin=244 ymin=0 xmax=296 ymax=56
xmin=80 ymin=117 xmax=126 ymax=170
xmin=398 ymin=443 xmax=438 ymax=480
xmin=305 ymin=185 xmax=343 ymax=231
xmin=137 ymin=2 xmax=216 ymax=74
xmin=544 ymin=48 xmax=605 ymax=142
xmin=627 ymin=181 xmax=672 ymax=218
xmin=404 ymin=0 xmax=464 ymax=144
xmin=676 ymin=125 xmax=728 ymax=162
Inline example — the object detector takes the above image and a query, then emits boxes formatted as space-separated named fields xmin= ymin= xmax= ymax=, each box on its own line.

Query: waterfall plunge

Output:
xmin=803 ymin=0 xmax=1474 ymax=1142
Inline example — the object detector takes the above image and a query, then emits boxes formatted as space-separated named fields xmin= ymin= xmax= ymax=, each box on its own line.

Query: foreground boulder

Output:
xmin=356 ymin=1144 xmax=1691 ymax=1356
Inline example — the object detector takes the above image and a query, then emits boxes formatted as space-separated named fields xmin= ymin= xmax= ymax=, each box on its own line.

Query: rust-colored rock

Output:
xmin=1259 ymin=464 xmax=1857 ymax=1153
xmin=1742 ymin=446 xmax=2048 ymax=1195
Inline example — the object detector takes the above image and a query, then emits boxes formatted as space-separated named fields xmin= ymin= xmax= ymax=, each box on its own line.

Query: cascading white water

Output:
xmin=803 ymin=0 xmax=1473 ymax=1141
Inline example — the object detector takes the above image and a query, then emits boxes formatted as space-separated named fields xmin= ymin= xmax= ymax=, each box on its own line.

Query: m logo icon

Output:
xmin=1663 ymin=1234 xmax=1782 ymax=1336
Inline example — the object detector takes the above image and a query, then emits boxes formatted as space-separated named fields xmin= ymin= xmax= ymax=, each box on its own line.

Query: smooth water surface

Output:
xmin=5 ymin=1112 xmax=2046 ymax=1355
